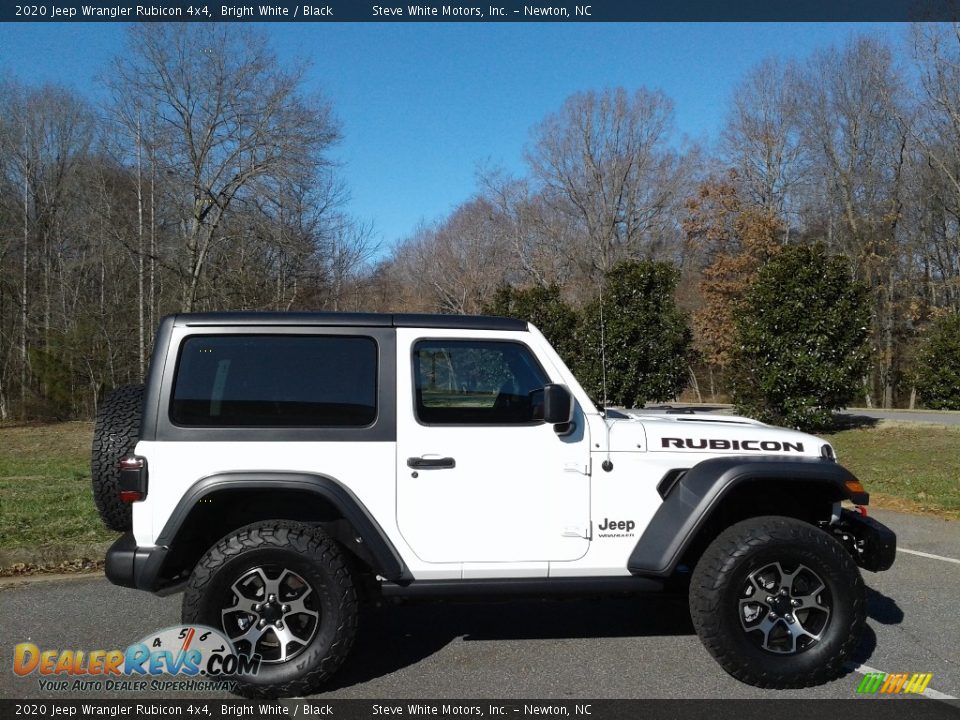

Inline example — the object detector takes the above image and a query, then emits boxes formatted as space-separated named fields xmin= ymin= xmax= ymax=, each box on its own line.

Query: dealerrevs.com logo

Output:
xmin=856 ymin=672 xmax=934 ymax=695
xmin=12 ymin=625 xmax=260 ymax=693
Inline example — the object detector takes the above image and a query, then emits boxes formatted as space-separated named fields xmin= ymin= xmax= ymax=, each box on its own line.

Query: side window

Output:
xmin=413 ymin=340 xmax=548 ymax=425
xmin=171 ymin=335 xmax=377 ymax=427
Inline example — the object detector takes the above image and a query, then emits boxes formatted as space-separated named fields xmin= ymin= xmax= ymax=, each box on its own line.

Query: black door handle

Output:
xmin=407 ymin=456 xmax=456 ymax=469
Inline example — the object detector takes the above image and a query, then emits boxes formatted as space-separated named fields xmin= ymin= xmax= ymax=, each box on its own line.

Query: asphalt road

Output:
xmin=1 ymin=510 xmax=957 ymax=702
xmin=840 ymin=409 xmax=960 ymax=427
xmin=637 ymin=404 xmax=960 ymax=427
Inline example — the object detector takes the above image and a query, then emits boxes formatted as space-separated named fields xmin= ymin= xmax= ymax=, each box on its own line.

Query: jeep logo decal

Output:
xmin=598 ymin=518 xmax=635 ymax=532
xmin=597 ymin=518 xmax=636 ymax=538
xmin=661 ymin=438 xmax=805 ymax=452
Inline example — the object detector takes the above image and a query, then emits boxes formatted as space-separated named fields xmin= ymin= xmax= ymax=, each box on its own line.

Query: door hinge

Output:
xmin=563 ymin=460 xmax=591 ymax=476
xmin=562 ymin=522 xmax=591 ymax=540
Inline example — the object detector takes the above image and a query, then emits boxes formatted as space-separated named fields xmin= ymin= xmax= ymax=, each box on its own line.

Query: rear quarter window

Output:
xmin=170 ymin=335 xmax=377 ymax=427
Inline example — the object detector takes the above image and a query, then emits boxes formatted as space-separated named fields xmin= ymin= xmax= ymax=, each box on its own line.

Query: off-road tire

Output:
xmin=182 ymin=521 xmax=358 ymax=698
xmin=91 ymin=384 xmax=144 ymax=532
xmin=689 ymin=515 xmax=865 ymax=688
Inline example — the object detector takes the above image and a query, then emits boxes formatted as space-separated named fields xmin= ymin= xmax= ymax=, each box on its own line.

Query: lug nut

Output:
xmin=282 ymin=604 xmax=290 ymax=613
xmin=785 ymin=614 xmax=795 ymax=623
xmin=254 ymin=603 xmax=262 ymax=611
xmin=268 ymin=594 xmax=276 ymax=602
xmin=258 ymin=619 xmax=266 ymax=628
xmin=768 ymin=612 xmax=778 ymax=619
xmin=765 ymin=596 xmax=775 ymax=604
xmin=276 ymin=621 xmax=284 ymax=629
xmin=779 ymin=588 xmax=788 ymax=596
xmin=791 ymin=599 xmax=801 ymax=607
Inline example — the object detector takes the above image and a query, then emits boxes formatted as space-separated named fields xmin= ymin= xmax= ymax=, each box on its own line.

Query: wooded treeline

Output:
xmin=2 ymin=25 xmax=960 ymax=419
xmin=370 ymin=29 xmax=960 ymax=411
xmin=0 ymin=25 xmax=375 ymax=418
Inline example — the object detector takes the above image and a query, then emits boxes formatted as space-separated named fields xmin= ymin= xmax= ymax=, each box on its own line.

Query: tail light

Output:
xmin=118 ymin=456 xmax=148 ymax=503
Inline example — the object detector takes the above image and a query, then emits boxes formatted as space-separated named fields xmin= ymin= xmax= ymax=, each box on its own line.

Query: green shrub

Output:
xmin=575 ymin=260 xmax=692 ymax=408
xmin=483 ymin=284 xmax=578 ymax=368
xmin=733 ymin=243 xmax=871 ymax=431
xmin=914 ymin=312 xmax=960 ymax=410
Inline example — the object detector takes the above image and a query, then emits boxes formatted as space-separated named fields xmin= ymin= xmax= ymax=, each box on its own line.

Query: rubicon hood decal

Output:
xmin=628 ymin=415 xmax=821 ymax=456
xmin=661 ymin=437 xmax=805 ymax=452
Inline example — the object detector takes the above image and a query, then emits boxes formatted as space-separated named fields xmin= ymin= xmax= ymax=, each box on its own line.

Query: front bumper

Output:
xmin=836 ymin=509 xmax=897 ymax=572
xmin=105 ymin=532 xmax=176 ymax=594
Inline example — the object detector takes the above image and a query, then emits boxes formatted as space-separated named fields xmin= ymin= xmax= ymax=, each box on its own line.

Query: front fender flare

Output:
xmin=628 ymin=456 xmax=867 ymax=577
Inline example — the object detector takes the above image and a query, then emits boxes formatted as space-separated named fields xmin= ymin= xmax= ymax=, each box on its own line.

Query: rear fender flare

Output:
xmin=156 ymin=471 xmax=411 ymax=583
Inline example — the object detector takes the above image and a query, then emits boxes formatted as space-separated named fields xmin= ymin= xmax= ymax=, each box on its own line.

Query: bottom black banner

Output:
xmin=2 ymin=699 xmax=960 ymax=720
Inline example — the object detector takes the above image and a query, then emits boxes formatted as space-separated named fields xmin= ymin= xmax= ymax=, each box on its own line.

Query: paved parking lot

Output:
xmin=1 ymin=509 xmax=957 ymax=701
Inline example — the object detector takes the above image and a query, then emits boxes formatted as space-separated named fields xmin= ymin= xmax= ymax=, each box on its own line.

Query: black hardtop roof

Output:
xmin=170 ymin=311 xmax=528 ymax=332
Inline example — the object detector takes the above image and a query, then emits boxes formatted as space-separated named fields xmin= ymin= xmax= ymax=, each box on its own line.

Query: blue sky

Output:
xmin=0 ymin=22 xmax=906 ymax=252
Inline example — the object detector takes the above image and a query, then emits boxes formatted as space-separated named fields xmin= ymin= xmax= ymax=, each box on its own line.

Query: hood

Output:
xmin=603 ymin=412 xmax=827 ymax=458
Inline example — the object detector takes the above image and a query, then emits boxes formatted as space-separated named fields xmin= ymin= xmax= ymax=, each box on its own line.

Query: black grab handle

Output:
xmin=407 ymin=457 xmax=456 ymax=469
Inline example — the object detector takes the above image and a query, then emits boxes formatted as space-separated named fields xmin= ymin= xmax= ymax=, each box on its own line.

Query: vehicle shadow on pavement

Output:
xmin=852 ymin=623 xmax=879 ymax=666
xmin=326 ymin=595 xmax=694 ymax=691
xmin=849 ymin=586 xmax=903 ymax=667
xmin=865 ymin=586 xmax=904 ymax=625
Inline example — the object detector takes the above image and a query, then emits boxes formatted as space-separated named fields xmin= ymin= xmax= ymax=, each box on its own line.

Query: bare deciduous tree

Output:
xmin=389 ymin=199 xmax=511 ymax=314
xmin=108 ymin=24 xmax=343 ymax=311
xmin=526 ymin=87 xmax=691 ymax=279
xmin=910 ymin=23 xmax=960 ymax=311
xmin=721 ymin=58 xmax=807 ymax=224
xmin=793 ymin=37 xmax=911 ymax=408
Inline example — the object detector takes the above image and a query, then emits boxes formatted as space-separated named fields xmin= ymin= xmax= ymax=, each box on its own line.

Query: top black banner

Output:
xmin=5 ymin=0 xmax=960 ymax=22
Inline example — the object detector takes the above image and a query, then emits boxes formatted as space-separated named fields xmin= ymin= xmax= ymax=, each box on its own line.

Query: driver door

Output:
xmin=395 ymin=330 xmax=591 ymax=564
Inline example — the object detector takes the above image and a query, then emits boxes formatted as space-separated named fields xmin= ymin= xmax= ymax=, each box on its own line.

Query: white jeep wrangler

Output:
xmin=94 ymin=312 xmax=896 ymax=697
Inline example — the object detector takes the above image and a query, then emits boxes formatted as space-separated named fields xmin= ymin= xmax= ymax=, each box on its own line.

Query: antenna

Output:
xmin=598 ymin=282 xmax=614 ymax=473
xmin=598 ymin=283 xmax=608 ymax=418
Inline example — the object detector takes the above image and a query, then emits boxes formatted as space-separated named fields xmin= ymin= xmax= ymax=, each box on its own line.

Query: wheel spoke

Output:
xmin=785 ymin=615 xmax=824 ymax=653
xmin=234 ymin=622 xmax=268 ymax=650
xmin=279 ymin=621 xmax=312 ymax=646
xmin=262 ymin=569 xmax=285 ymax=600
xmin=777 ymin=563 xmax=801 ymax=589
xmin=285 ymin=594 xmax=319 ymax=621
xmin=219 ymin=564 xmax=322 ymax=666
xmin=271 ymin=624 xmax=311 ymax=662
xmin=756 ymin=615 xmax=779 ymax=650
xmin=740 ymin=560 xmax=832 ymax=654
xmin=792 ymin=591 xmax=830 ymax=613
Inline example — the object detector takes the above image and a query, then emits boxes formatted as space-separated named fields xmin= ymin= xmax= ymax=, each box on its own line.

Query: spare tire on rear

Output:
xmin=91 ymin=384 xmax=144 ymax=532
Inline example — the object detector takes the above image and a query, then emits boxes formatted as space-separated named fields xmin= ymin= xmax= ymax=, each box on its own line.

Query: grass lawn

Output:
xmin=826 ymin=422 xmax=960 ymax=519
xmin=0 ymin=419 xmax=955 ymax=559
xmin=0 ymin=421 xmax=116 ymax=550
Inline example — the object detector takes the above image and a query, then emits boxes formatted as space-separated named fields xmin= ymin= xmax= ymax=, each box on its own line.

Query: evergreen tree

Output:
xmin=914 ymin=313 xmax=960 ymax=410
xmin=733 ymin=243 xmax=870 ymax=430
xmin=483 ymin=284 xmax=578 ymax=369
xmin=575 ymin=261 xmax=692 ymax=408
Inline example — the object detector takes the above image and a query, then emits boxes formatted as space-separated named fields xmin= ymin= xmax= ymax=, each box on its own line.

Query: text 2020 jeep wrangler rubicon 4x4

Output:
xmin=93 ymin=312 xmax=896 ymax=696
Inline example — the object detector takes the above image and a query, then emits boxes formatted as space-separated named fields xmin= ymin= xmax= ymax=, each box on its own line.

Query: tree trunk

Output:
xmin=688 ymin=366 xmax=702 ymax=403
xmin=136 ymin=115 xmax=145 ymax=381
xmin=21 ymin=130 xmax=29 ymax=415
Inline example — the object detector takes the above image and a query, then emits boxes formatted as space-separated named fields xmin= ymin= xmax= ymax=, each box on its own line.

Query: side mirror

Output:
xmin=543 ymin=383 xmax=574 ymax=425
